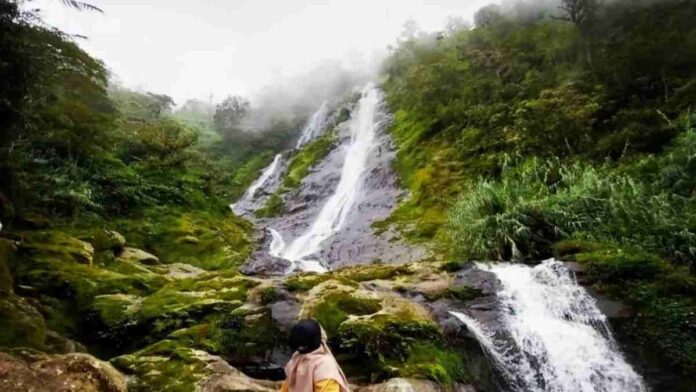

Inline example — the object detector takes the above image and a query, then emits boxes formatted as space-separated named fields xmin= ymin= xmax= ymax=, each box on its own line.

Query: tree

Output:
xmin=474 ymin=4 xmax=503 ymax=28
xmin=557 ymin=0 xmax=599 ymax=29
xmin=213 ymin=95 xmax=249 ymax=133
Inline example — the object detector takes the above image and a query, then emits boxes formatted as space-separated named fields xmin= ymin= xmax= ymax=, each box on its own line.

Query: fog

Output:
xmin=28 ymin=0 xmax=496 ymax=109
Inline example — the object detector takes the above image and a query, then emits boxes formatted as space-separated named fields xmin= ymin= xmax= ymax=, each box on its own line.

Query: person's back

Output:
xmin=280 ymin=319 xmax=350 ymax=392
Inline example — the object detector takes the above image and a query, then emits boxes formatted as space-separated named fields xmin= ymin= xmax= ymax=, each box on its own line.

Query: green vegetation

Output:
xmin=383 ymin=0 xmax=696 ymax=378
xmin=283 ymin=131 xmax=337 ymax=188
xmin=255 ymin=193 xmax=286 ymax=218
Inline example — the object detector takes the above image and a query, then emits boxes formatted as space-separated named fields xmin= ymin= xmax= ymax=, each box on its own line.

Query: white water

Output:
xmin=295 ymin=100 xmax=329 ymax=149
xmin=453 ymin=259 xmax=648 ymax=392
xmin=270 ymin=84 xmax=382 ymax=272
xmin=230 ymin=153 xmax=283 ymax=214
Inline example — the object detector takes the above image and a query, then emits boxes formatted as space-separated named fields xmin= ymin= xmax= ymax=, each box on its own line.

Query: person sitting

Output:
xmin=280 ymin=319 xmax=350 ymax=392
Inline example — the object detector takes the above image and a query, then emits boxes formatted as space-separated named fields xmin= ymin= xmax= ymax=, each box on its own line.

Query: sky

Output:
xmin=28 ymin=0 xmax=497 ymax=105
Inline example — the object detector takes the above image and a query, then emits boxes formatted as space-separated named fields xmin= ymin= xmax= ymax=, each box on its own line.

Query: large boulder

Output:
xmin=88 ymin=230 xmax=126 ymax=252
xmin=0 ymin=296 xmax=47 ymax=349
xmin=111 ymin=340 xmax=275 ymax=391
xmin=356 ymin=378 xmax=477 ymax=392
xmin=116 ymin=247 xmax=159 ymax=265
xmin=241 ymin=252 xmax=291 ymax=277
xmin=0 ymin=351 xmax=128 ymax=392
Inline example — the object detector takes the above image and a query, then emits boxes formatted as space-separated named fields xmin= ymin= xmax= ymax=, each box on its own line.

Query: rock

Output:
xmin=89 ymin=230 xmax=126 ymax=252
xmin=116 ymin=247 xmax=159 ymax=265
xmin=241 ymin=252 xmax=291 ymax=276
xmin=356 ymin=378 xmax=473 ymax=392
xmin=0 ymin=238 xmax=16 ymax=295
xmin=0 ymin=295 xmax=47 ymax=349
xmin=0 ymin=351 xmax=128 ymax=392
xmin=44 ymin=330 xmax=86 ymax=354
xmin=150 ymin=262 xmax=206 ymax=279
xmin=270 ymin=299 xmax=302 ymax=333
xmin=19 ymin=232 xmax=94 ymax=265
xmin=112 ymin=341 xmax=274 ymax=391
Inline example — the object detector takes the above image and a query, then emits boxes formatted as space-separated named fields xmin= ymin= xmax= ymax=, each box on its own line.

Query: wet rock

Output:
xmin=356 ymin=378 xmax=476 ymax=392
xmin=112 ymin=340 xmax=274 ymax=391
xmin=241 ymin=252 xmax=291 ymax=276
xmin=0 ymin=350 xmax=128 ymax=392
xmin=150 ymin=262 xmax=206 ymax=279
xmin=88 ymin=230 xmax=126 ymax=252
xmin=270 ymin=299 xmax=302 ymax=333
xmin=116 ymin=247 xmax=159 ymax=265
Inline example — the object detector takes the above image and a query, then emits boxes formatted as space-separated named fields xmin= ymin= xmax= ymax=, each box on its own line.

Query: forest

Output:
xmin=0 ymin=0 xmax=694 ymax=391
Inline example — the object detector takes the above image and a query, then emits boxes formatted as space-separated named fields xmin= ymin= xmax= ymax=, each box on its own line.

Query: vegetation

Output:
xmin=282 ymin=130 xmax=337 ymax=189
xmin=382 ymin=0 xmax=696 ymax=379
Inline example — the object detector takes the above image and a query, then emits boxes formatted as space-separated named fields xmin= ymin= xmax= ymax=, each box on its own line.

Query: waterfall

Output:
xmin=270 ymin=84 xmax=382 ymax=272
xmin=295 ymin=100 xmax=329 ymax=149
xmin=453 ymin=259 xmax=648 ymax=392
xmin=230 ymin=153 xmax=283 ymax=214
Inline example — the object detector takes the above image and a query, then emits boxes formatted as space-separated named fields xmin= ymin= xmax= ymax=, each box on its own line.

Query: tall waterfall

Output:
xmin=230 ymin=153 xmax=283 ymax=214
xmin=295 ymin=100 xmax=329 ymax=148
xmin=270 ymin=84 xmax=382 ymax=272
xmin=452 ymin=260 xmax=647 ymax=392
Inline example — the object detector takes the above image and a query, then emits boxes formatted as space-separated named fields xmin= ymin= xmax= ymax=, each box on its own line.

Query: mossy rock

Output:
xmin=334 ymin=264 xmax=413 ymax=282
xmin=117 ymin=247 xmax=160 ymax=265
xmin=576 ymin=247 xmax=668 ymax=282
xmin=283 ymin=131 xmax=338 ymax=189
xmin=19 ymin=231 xmax=95 ymax=265
xmin=255 ymin=193 xmax=285 ymax=218
xmin=116 ymin=211 xmax=253 ymax=271
xmin=309 ymin=290 xmax=382 ymax=337
xmin=0 ymin=238 xmax=17 ymax=294
xmin=0 ymin=295 xmax=47 ymax=349
xmin=87 ymin=229 xmax=127 ymax=251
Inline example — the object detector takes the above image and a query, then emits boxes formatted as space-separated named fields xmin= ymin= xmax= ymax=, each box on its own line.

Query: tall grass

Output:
xmin=448 ymin=153 xmax=696 ymax=262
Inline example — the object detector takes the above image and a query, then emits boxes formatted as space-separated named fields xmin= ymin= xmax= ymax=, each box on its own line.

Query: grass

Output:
xmin=283 ymin=131 xmax=337 ymax=189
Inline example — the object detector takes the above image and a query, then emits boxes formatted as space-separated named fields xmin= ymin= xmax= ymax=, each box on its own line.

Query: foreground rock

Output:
xmin=357 ymin=378 xmax=476 ymax=392
xmin=0 ymin=351 xmax=127 ymax=392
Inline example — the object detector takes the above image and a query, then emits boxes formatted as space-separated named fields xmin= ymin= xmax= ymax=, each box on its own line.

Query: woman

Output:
xmin=281 ymin=319 xmax=350 ymax=392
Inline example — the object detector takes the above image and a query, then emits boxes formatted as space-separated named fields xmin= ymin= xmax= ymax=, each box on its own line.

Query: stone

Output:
xmin=116 ymin=247 xmax=160 ymax=265
xmin=0 ymin=238 xmax=16 ymax=295
xmin=90 ymin=230 xmax=126 ymax=252
xmin=0 ymin=351 xmax=128 ymax=392
xmin=241 ymin=252 xmax=291 ymax=276
xmin=150 ymin=262 xmax=206 ymax=279
xmin=0 ymin=295 xmax=47 ymax=349
xmin=356 ymin=378 xmax=451 ymax=392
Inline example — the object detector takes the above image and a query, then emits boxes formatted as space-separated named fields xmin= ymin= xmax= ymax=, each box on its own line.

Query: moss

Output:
xmin=400 ymin=343 xmax=468 ymax=385
xmin=215 ymin=307 xmax=285 ymax=361
xmin=311 ymin=292 xmax=381 ymax=336
xmin=552 ymin=239 xmax=604 ymax=260
xmin=111 ymin=340 xmax=220 ymax=392
xmin=19 ymin=231 xmax=94 ymax=265
xmin=283 ymin=131 xmax=337 ymax=189
xmin=0 ymin=295 xmax=47 ymax=350
xmin=576 ymin=247 xmax=668 ymax=282
xmin=336 ymin=314 xmax=448 ymax=382
xmin=284 ymin=273 xmax=334 ymax=292
xmin=334 ymin=264 xmax=412 ymax=282
xmin=423 ymin=286 xmax=483 ymax=302
xmin=255 ymin=193 xmax=285 ymax=218
xmin=115 ymin=209 xmax=253 ymax=271
xmin=259 ymin=286 xmax=279 ymax=305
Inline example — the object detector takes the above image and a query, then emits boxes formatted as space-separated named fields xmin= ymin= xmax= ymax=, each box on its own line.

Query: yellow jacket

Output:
xmin=280 ymin=379 xmax=340 ymax=392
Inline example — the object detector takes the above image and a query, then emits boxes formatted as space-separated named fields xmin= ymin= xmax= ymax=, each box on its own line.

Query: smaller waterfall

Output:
xmin=230 ymin=153 xmax=283 ymax=214
xmin=295 ymin=100 xmax=329 ymax=149
xmin=452 ymin=259 xmax=647 ymax=392
xmin=270 ymin=84 xmax=382 ymax=272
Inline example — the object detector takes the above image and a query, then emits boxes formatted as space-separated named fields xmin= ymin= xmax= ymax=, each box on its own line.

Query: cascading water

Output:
xmin=452 ymin=259 xmax=648 ymax=392
xmin=230 ymin=153 xmax=283 ymax=214
xmin=295 ymin=100 xmax=329 ymax=149
xmin=270 ymin=84 xmax=382 ymax=273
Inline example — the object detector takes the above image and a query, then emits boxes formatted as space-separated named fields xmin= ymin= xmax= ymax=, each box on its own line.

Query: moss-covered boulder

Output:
xmin=19 ymin=231 xmax=95 ymax=265
xmin=111 ymin=340 xmax=274 ymax=392
xmin=0 ymin=296 xmax=47 ymax=350
xmin=117 ymin=247 xmax=160 ymax=265
xmin=87 ymin=230 xmax=127 ymax=252
xmin=0 ymin=350 xmax=128 ymax=392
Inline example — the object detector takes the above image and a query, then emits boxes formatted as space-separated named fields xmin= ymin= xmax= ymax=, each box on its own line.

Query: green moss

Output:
xmin=283 ymin=131 xmax=337 ymax=189
xmin=285 ymin=273 xmax=333 ymax=292
xmin=576 ymin=248 xmax=668 ymax=282
xmin=335 ymin=264 xmax=412 ymax=282
xmin=215 ymin=307 xmax=285 ymax=361
xmin=311 ymin=292 xmax=381 ymax=336
xmin=115 ymin=209 xmax=253 ymax=271
xmin=336 ymin=314 xmax=452 ymax=383
xmin=423 ymin=286 xmax=483 ymax=302
xmin=259 ymin=286 xmax=279 ymax=305
xmin=0 ymin=295 xmax=47 ymax=350
xmin=255 ymin=193 xmax=285 ymax=218
xmin=400 ymin=343 xmax=468 ymax=385
xmin=111 ymin=340 xmax=219 ymax=392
